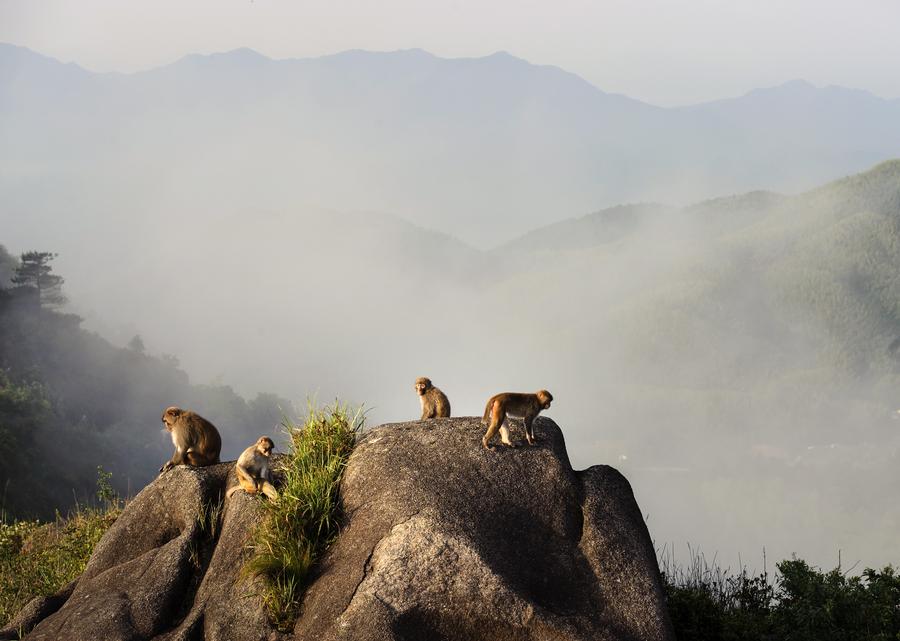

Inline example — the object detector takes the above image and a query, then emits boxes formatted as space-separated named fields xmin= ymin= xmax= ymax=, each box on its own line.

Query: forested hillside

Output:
xmin=0 ymin=249 xmax=292 ymax=519
xmin=487 ymin=161 xmax=900 ymax=566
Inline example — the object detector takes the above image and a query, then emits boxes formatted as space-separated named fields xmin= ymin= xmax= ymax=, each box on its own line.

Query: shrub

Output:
xmin=661 ymin=546 xmax=900 ymax=641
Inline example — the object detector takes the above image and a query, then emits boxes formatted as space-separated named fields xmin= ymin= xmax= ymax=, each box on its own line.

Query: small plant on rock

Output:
xmin=245 ymin=400 xmax=364 ymax=630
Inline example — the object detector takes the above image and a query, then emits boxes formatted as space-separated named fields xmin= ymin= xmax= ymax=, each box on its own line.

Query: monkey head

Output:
xmin=537 ymin=390 xmax=553 ymax=410
xmin=414 ymin=377 xmax=432 ymax=396
xmin=256 ymin=436 xmax=275 ymax=456
xmin=161 ymin=406 xmax=184 ymax=432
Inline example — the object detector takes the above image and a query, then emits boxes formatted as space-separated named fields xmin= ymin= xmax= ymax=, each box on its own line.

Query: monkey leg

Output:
xmin=524 ymin=417 xmax=536 ymax=445
xmin=231 ymin=465 xmax=259 ymax=496
xmin=482 ymin=419 xmax=502 ymax=449
xmin=499 ymin=424 xmax=516 ymax=447
xmin=185 ymin=451 xmax=217 ymax=467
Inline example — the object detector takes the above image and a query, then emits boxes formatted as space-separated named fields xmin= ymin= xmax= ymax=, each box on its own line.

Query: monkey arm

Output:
xmin=160 ymin=449 xmax=185 ymax=473
xmin=260 ymin=481 xmax=279 ymax=500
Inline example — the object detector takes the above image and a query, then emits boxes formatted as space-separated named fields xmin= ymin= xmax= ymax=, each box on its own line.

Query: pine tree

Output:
xmin=11 ymin=251 xmax=67 ymax=308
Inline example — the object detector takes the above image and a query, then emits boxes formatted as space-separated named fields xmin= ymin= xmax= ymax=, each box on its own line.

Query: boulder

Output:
xmin=2 ymin=463 xmax=284 ymax=641
xmin=3 ymin=417 xmax=673 ymax=641
xmin=295 ymin=417 xmax=673 ymax=641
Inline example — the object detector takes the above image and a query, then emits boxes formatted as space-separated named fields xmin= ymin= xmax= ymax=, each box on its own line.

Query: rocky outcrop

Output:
xmin=2 ymin=417 xmax=673 ymax=641
xmin=1 ymin=462 xmax=282 ymax=641
xmin=296 ymin=417 xmax=673 ymax=641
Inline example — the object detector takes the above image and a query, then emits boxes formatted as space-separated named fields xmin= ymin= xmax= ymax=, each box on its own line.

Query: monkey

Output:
xmin=159 ymin=406 xmax=222 ymax=473
xmin=226 ymin=436 xmax=279 ymax=500
xmin=415 ymin=377 xmax=451 ymax=419
xmin=481 ymin=390 xmax=553 ymax=449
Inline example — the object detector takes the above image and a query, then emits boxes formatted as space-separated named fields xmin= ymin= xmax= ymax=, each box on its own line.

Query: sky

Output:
xmin=2 ymin=0 xmax=900 ymax=106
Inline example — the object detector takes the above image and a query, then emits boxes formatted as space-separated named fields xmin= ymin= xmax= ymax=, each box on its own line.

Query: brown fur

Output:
xmin=415 ymin=377 xmax=451 ymax=419
xmin=481 ymin=390 xmax=553 ymax=449
xmin=226 ymin=436 xmax=278 ymax=500
xmin=159 ymin=406 xmax=222 ymax=473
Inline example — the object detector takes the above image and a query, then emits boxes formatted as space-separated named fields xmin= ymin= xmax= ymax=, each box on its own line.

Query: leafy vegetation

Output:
xmin=661 ymin=548 xmax=900 ymax=640
xmin=0 ymin=469 xmax=122 ymax=628
xmin=245 ymin=401 xmax=364 ymax=630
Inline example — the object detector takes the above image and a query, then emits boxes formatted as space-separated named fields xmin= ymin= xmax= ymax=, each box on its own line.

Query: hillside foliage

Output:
xmin=0 ymin=248 xmax=293 ymax=520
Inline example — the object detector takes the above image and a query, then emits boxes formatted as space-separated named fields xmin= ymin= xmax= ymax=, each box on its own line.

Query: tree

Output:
xmin=11 ymin=251 xmax=66 ymax=308
xmin=127 ymin=335 xmax=146 ymax=353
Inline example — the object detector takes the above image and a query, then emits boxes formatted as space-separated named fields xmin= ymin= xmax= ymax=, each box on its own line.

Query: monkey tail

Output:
xmin=482 ymin=399 xmax=494 ymax=423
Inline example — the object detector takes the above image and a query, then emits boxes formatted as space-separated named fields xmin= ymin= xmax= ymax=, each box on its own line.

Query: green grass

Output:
xmin=244 ymin=400 xmax=364 ymax=630
xmin=0 ymin=504 xmax=121 ymax=628
xmin=0 ymin=467 xmax=122 ymax=628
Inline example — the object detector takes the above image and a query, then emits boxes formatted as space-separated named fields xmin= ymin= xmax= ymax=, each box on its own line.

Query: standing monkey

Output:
xmin=415 ymin=377 xmax=451 ymax=419
xmin=159 ymin=406 xmax=222 ymax=473
xmin=226 ymin=436 xmax=279 ymax=500
xmin=482 ymin=390 xmax=553 ymax=449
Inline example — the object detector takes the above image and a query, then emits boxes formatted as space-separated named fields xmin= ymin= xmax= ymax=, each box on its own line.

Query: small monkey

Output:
xmin=481 ymin=390 xmax=553 ymax=449
xmin=415 ymin=377 xmax=451 ymax=419
xmin=160 ymin=406 xmax=222 ymax=473
xmin=226 ymin=436 xmax=279 ymax=500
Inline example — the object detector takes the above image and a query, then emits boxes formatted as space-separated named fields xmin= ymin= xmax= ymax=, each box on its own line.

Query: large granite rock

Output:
xmin=1 ymin=463 xmax=283 ymax=641
xmin=295 ymin=417 xmax=673 ymax=641
xmin=2 ymin=417 xmax=673 ymax=641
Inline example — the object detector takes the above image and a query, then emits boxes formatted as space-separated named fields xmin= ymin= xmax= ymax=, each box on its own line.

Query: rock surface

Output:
xmin=296 ymin=417 xmax=673 ymax=641
xmin=2 ymin=417 xmax=673 ymax=641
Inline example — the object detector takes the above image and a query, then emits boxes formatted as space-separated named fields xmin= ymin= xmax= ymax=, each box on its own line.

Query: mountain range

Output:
xmin=2 ymin=43 xmax=900 ymax=246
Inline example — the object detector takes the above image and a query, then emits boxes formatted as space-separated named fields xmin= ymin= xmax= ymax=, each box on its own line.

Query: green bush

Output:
xmin=244 ymin=400 xmax=364 ymax=630
xmin=662 ymin=549 xmax=900 ymax=641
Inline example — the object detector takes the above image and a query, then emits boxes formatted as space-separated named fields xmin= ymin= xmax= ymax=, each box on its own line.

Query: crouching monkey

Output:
xmin=226 ymin=436 xmax=279 ymax=500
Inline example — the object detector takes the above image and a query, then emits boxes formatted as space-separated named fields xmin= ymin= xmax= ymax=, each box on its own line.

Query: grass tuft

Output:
xmin=244 ymin=400 xmax=364 ymax=630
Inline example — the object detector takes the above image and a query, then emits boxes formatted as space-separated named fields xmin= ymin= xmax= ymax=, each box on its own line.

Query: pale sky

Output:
xmin=1 ymin=0 xmax=899 ymax=105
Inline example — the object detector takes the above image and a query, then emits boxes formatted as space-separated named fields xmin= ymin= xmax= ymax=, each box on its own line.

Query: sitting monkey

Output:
xmin=226 ymin=436 xmax=279 ymax=500
xmin=415 ymin=377 xmax=451 ymax=419
xmin=160 ymin=406 xmax=222 ymax=473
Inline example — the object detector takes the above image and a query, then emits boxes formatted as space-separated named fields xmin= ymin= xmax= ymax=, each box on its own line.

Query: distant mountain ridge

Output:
xmin=2 ymin=43 xmax=899 ymax=246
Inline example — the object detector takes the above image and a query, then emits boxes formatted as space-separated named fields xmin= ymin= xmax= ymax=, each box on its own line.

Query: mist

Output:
xmin=3 ymin=45 xmax=900 ymax=573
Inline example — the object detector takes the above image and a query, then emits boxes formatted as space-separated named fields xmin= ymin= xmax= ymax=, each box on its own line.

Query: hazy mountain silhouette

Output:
xmin=2 ymin=43 xmax=899 ymax=246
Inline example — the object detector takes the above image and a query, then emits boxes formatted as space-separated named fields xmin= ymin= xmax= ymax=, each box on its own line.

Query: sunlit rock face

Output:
xmin=2 ymin=417 xmax=673 ymax=641
xmin=296 ymin=417 xmax=674 ymax=641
